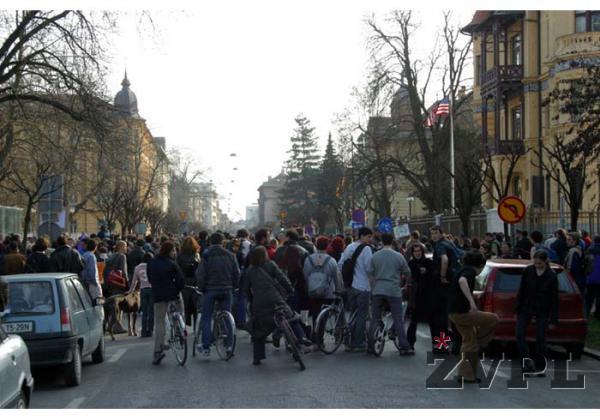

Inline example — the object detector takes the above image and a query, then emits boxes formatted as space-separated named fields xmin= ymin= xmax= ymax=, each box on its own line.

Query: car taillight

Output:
xmin=60 ymin=307 xmax=72 ymax=332
xmin=482 ymin=293 xmax=493 ymax=312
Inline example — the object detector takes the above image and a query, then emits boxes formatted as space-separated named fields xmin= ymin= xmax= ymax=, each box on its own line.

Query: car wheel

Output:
xmin=92 ymin=335 xmax=105 ymax=364
xmin=64 ymin=345 xmax=82 ymax=387
xmin=566 ymin=343 xmax=584 ymax=360
xmin=15 ymin=390 xmax=27 ymax=408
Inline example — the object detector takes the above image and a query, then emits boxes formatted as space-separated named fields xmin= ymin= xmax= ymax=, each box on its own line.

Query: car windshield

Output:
xmin=493 ymin=268 xmax=573 ymax=293
xmin=7 ymin=281 xmax=55 ymax=315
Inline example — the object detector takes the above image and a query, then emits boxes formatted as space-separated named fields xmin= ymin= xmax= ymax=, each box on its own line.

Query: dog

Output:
xmin=103 ymin=291 xmax=140 ymax=340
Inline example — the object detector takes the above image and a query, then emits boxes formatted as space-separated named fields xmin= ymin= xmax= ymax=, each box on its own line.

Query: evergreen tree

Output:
xmin=316 ymin=133 xmax=345 ymax=232
xmin=279 ymin=114 xmax=321 ymax=226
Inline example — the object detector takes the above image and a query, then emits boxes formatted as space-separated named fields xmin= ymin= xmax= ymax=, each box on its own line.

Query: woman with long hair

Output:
xmin=177 ymin=236 xmax=202 ymax=328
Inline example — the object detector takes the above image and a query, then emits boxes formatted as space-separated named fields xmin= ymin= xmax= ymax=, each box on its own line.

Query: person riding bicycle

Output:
xmin=244 ymin=246 xmax=311 ymax=366
xmin=147 ymin=241 xmax=185 ymax=365
xmin=195 ymin=232 xmax=240 ymax=358
xmin=368 ymin=232 xmax=414 ymax=356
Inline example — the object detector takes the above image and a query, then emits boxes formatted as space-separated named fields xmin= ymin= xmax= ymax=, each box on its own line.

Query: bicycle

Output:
xmin=190 ymin=288 xmax=237 ymax=361
xmin=273 ymin=306 xmax=306 ymax=371
xmin=165 ymin=299 xmax=188 ymax=366
xmin=314 ymin=295 xmax=359 ymax=355
xmin=367 ymin=308 xmax=402 ymax=357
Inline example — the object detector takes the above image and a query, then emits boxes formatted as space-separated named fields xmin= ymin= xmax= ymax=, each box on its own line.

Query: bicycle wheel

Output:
xmin=280 ymin=320 xmax=305 ymax=371
xmin=214 ymin=311 xmax=236 ymax=361
xmin=368 ymin=322 xmax=386 ymax=357
xmin=316 ymin=308 xmax=343 ymax=355
xmin=171 ymin=314 xmax=188 ymax=366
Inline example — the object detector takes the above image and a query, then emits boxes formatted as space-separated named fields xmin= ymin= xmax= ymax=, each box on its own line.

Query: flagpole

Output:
xmin=450 ymin=95 xmax=455 ymax=214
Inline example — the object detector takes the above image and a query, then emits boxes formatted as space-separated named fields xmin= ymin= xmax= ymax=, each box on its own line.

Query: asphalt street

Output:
xmin=30 ymin=326 xmax=600 ymax=409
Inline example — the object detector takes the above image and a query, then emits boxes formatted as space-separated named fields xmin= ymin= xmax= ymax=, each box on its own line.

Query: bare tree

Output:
xmin=365 ymin=10 xmax=472 ymax=213
xmin=0 ymin=11 xmax=117 ymax=170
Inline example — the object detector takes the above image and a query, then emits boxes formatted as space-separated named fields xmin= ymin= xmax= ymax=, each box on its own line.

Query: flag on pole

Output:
xmin=435 ymin=97 xmax=450 ymax=117
xmin=424 ymin=104 xmax=438 ymax=127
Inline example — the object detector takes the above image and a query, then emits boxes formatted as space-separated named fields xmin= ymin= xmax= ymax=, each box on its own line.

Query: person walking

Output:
xmin=25 ymin=237 xmax=51 ymax=273
xmin=368 ymin=232 xmax=414 ymax=355
xmin=296 ymin=227 xmax=315 ymax=255
xmin=49 ymin=236 xmax=85 ymax=275
xmin=103 ymin=240 xmax=129 ymax=297
xmin=274 ymin=229 xmax=309 ymax=313
xmin=406 ymin=243 xmax=437 ymax=352
xmin=515 ymin=230 xmax=533 ymax=260
xmin=81 ymin=239 xmax=102 ymax=300
xmin=338 ymin=227 xmax=373 ymax=352
xmin=176 ymin=236 xmax=202 ymax=328
xmin=147 ymin=241 xmax=185 ymax=365
xmin=244 ymin=246 xmax=311 ymax=365
xmin=195 ymin=233 xmax=240 ymax=358
xmin=326 ymin=236 xmax=345 ymax=262
xmin=448 ymin=251 xmax=499 ymax=383
xmin=303 ymin=236 xmax=343 ymax=339
xmin=127 ymin=239 xmax=146 ymax=281
xmin=516 ymin=250 xmax=559 ymax=375
xmin=129 ymin=252 xmax=154 ymax=337
xmin=585 ymin=236 xmax=600 ymax=319
xmin=565 ymin=232 xmax=586 ymax=295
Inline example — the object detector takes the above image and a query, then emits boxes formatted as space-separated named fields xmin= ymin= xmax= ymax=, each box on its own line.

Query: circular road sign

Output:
xmin=498 ymin=196 xmax=526 ymax=224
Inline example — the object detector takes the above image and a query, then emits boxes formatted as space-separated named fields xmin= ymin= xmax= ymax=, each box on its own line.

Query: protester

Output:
xmin=177 ymin=236 xmax=202 ymax=328
xmin=81 ymin=239 xmax=102 ymax=299
xmin=448 ymin=251 xmax=499 ymax=383
xmin=129 ymin=252 xmax=154 ymax=337
xmin=4 ymin=241 xmax=25 ymax=275
xmin=516 ymin=250 xmax=559 ymax=375
xmin=25 ymin=237 xmax=50 ymax=273
xmin=49 ymin=236 xmax=85 ymax=275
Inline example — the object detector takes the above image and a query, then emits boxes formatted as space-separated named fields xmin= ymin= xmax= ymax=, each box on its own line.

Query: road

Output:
xmin=30 ymin=328 xmax=600 ymax=409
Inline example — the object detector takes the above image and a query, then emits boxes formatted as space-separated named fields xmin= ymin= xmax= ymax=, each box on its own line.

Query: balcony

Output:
xmin=485 ymin=139 xmax=526 ymax=156
xmin=480 ymin=65 xmax=523 ymax=96
xmin=553 ymin=32 xmax=600 ymax=60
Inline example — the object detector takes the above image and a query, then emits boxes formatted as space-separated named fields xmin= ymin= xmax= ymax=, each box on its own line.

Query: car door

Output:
xmin=0 ymin=326 xmax=19 ymax=407
xmin=64 ymin=278 xmax=91 ymax=354
xmin=71 ymin=278 xmax=101 ymax=354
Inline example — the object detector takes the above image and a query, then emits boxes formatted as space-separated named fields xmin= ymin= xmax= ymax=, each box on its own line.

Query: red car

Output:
xmin=472 ymin=259 xmax=587 ymax=358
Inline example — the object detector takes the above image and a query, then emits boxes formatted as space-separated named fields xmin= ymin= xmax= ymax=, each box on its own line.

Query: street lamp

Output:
xmin=406 ymin=195 xmax=415 ymax=221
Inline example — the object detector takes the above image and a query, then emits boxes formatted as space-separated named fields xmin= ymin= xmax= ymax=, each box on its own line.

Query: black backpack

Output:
xmin=341 ymin=244 xmax=367 ymax=289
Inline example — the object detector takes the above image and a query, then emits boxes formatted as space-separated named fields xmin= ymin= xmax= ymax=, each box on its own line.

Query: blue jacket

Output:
xmin=586 ymin=244 xmax=600 ymax=285
xmin=147 ymin=255 xmax=185 ymax=302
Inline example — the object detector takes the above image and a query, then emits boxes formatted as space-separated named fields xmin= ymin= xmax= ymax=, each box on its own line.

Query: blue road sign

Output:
xmin=377 ymin=217 xmax=394 ymax=233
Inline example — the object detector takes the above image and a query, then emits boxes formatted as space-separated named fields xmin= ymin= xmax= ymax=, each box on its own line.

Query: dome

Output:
xmin=114 ymin=71 xmax=140 ymax=118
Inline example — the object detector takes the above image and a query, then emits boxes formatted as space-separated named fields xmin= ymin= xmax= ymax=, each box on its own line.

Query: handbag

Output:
xmin=106 ymin=269 xmax=127 ymax=290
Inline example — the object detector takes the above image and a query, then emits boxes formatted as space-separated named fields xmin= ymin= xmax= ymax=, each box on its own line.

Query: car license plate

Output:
xmin=2 ymin=322 xmax=34 ymax=333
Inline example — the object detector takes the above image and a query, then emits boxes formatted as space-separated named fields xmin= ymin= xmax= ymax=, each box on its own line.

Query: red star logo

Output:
xmin=434 ymin=332 xmax=452 ymax=350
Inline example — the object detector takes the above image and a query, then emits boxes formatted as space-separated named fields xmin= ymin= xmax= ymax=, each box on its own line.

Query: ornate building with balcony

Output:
xmin=463 ymin=10 xmax=600 ymax=216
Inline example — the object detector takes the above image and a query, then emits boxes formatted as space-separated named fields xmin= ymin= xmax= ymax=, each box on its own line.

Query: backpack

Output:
xmin=534 ymin=244 xmax=560 ymax=263
xmin=341 ymin=244 xmax=367 ymax=289
xmin=306 ymin=255 xmax=333 ymax=298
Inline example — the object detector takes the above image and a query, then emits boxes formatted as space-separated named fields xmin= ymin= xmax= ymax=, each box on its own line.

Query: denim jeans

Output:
xmin=140 ymin=288 xmax=154 ymax=336
xmin=347 ymin=288 xmax=370 ymax=348
xmin=371 ymin=295 xmax=410 ymax=349
xmin=516 ymin=311 xmax=548 ymax=370
xmin=201 ymin=289 xmax=233 ymax=349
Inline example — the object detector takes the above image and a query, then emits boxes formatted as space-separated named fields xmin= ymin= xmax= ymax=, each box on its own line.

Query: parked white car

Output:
xmin=0 ymin=311 xmax=34 ymax=408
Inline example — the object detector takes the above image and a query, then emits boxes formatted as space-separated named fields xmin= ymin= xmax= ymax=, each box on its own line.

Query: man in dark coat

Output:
xmin=274 ymin=229 xmax=309 ymax=312
xmin=127 ymin=239 xmax=146 ymax=279
xmin=49 ymin=236 xmax=84 ymax=275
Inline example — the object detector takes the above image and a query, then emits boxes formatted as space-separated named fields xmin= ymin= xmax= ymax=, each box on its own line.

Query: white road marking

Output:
xmin=417 ymin=331 xmax=430 ymax=339
xmin=65 ymin=397 xmax=86 ymax=409
xmin=108 ymin=348 xmax=128 ymax=363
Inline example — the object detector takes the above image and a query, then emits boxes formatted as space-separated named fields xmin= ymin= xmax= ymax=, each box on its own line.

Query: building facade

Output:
xmin=257 ymin=172 xmax=286 ymax=228
xmin=463 ymin=10 xmax=600 ymax=216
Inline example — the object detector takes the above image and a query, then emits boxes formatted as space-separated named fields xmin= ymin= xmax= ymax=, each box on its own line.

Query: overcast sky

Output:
xmin=100 ymin=5 xmax=475 ymax=221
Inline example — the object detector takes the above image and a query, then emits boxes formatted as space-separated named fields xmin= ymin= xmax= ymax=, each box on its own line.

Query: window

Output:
xmin=511 ymin=34 xmax=522 ymax=65
xmin=65 ymin=280 xmax=84 ymax=313
xmin=546 ymin=175 xmax=552 ymax=211
xmin=513 ymin=175 xmax=523 ymax=198
xmin=7 ymin=281 xmax=55 ymax=315
xmin=71 ymin=278 xmax=92 ymax=310
xmin=576 ymin=11 xmax=600 ymax=32
xmin=475 ymin=55 xmax=481 ymax=86
xmin=475 ymin=265 xmax=492 ymax=291
xmin=511 ymin=106 xmax=522 ymax=140
xmin=493 ymin=268 xmax=573 ymax=293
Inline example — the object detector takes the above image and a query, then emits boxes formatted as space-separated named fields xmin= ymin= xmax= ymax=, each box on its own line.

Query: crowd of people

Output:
xmin=0 ymin=223 xmax=598 ymax=379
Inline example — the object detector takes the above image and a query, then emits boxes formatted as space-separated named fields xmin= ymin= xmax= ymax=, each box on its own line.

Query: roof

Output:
xmin=114 ymin=70 xmax=140 ymax=118
xmin=486 ymin=259 xmax=564 ymax=270
xmin=1 ymin=273 xmax=75 ymax=281
xmin=461 ymin=10 xmax=524 ymax=34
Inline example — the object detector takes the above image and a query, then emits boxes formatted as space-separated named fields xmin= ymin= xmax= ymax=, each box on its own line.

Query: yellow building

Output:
xmin=463 ymin=10 xmax=600 ymax=224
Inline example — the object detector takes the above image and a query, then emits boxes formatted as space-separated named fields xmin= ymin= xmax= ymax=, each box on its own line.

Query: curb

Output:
xmin=584 ymin=347 xmax=600 ymax=360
